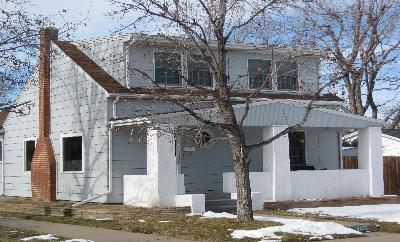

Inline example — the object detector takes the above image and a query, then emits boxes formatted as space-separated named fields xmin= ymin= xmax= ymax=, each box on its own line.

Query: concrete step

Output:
xmin=205 ymin=198 xmax=237 ymax=213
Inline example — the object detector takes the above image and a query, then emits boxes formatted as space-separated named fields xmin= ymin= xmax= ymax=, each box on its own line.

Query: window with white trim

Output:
xmin=277 ymin=61 xmax=298 ymax=90
xmin=62 ymin=136 xmax=83 ymax=172
xmin=187 ymin=55 xmax=213 ymax=87
xmin=24 ymin=140 xmax=35 ymax=171
xmin=248 ymin=59 xmax=272 ymax=89
xmin=154 ymin=52 xmax=181 ymax=86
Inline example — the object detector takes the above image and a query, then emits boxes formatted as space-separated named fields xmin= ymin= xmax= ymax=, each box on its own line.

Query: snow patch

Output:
xmin=95 ymin=217 xmax=113 ymax=221
xmin=201 ymin=211 xmax=237 ymax=219
xmin=138 ymin=219 xmax=146 ymax=223
xmin=21 ymin=234 xmax=59 ymax=241
xmin=201 ymin=211 xmax=360 ymax=240
xmin=62 ymin=240 xmax=94 ymax=242
xmin=290 ymin=204 xmax=400 ymax=224
xmin=158 ymin=220 xmax=170 ymax=223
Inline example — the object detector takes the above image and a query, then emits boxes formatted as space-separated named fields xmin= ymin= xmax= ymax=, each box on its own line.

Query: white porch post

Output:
xmin=263 ymin=125 xmax=291 ymax=201
xmin=147 ymin=126 xmax=178 ymax=207
xmin=358 ymin=127 xmax=384 ymax=197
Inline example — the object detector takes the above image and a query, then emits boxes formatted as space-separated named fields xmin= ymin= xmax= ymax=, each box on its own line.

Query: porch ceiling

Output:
xmin=111 ymin=99 xmax=384 ymax=128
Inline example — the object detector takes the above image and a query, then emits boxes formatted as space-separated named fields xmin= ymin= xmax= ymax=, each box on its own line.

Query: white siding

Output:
xmin=110 ymin=127 xmax=147 ymax=203
xmin=2 ymin=73 xmax=38 ymax=197
xmin=50 ymin=44 xmax=111 ymax=202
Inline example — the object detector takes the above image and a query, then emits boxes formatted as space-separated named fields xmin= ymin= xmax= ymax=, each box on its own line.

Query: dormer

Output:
xmin=125 ymin=36 xmax=321 ymax=95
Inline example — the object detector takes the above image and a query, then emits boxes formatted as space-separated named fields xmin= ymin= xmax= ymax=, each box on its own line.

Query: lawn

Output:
xmin=0 ymin=225 xmax=69 ymax=242
xmin=0 ymin=198 xmax=365 ymax=241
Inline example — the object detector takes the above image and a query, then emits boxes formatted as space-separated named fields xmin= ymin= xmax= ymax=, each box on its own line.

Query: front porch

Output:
xmin=114 ymin=100 xmax=384 ymax=213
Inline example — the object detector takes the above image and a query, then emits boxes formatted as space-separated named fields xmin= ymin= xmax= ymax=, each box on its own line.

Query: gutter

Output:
xmin=72 ymin=122 xmax=115 ymax=207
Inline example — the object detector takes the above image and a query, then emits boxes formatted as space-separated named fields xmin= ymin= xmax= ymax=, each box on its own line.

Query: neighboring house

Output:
xmin=343 ymin=130 xmax=400 ymax=157
xmin=0 ymin=27 xmax=385 ymax=213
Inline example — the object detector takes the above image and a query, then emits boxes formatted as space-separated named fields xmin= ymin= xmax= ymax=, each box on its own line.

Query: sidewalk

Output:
xmin=0 ymin=217 xmax=192 ymax=242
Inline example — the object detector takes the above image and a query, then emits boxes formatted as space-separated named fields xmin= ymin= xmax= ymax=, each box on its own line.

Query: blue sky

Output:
xmin=31 ymin=0 xmax=120 ymax=39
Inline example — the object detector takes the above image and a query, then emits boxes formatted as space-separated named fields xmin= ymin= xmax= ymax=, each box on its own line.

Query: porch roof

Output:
xmin=111 ymin=99 xmax=384 ymax=128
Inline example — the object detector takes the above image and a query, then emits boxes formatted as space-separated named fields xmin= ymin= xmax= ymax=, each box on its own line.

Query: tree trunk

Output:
xmin=231 ymin=143 xmax=253 ymax=221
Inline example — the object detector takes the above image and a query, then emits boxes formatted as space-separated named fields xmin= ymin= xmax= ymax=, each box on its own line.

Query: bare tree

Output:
xmin=0 ymin=0 xmax=82 ymax=113
xmin=300 ymin=0 xmax=400 ymax=123
xmin=108 ymin=0 xmax=333 ymax=221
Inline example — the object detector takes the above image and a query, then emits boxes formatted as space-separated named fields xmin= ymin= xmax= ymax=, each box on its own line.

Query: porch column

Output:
xmin=147 ymin=126 xmax=177 ymax=207
xmin=358 ymin=127 xmax=384 ymax=196
xmin=263 ymin=125 xmax=291 ymax=201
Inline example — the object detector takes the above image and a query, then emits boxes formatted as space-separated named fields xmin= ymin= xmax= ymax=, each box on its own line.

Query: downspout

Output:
xmin=72 ymin=121 xmax=114 ymax=207
xmin=113 ymin=96 xmax=120 ymax=119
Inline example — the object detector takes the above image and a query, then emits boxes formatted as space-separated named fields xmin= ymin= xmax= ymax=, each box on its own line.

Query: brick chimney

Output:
xmin=31 ymin=27 xmax=58 ymax=201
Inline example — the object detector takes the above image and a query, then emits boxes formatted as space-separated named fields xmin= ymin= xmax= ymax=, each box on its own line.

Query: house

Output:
xmin=0 ymin=27 xmax=385 ymax=213
xmin=343 ymin=130 xmax=400 ymax=157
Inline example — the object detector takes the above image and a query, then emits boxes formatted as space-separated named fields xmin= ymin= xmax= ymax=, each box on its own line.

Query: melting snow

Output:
xmin=94 ymin=218 xmax=113 ymax=221
xmin=138 ymin=219 xmax=146 ymax=223
xmin=21 ymin=234 xmax=59 ymax=241
xmin=62 ymin=240 xmax=94 ymax=242
xmin=290 ymin=204 xmax=400 ymax=224
xmin=158 ymin=220 xmax=170 ymax=223
xmin=201 ymin=211 xmax=360 ymax=241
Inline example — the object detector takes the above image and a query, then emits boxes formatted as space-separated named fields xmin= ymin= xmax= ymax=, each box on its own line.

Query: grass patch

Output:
xmin=0 ymin=199 xmax=366 ymax=241
xmin=0 ymin=225 xmax=68 ymax=242
xmin=0 ymin=211 xmax=281 ymax=241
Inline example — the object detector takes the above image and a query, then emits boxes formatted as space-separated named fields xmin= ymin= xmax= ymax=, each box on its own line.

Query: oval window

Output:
xmin=195 ymin=130 xmax=214 ymax=148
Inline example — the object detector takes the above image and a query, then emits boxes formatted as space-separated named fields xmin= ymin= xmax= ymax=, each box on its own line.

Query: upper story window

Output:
xmin=62 ymin=135 xmax=83 ymax=172
xmin=187 ymin=55 xmax=213 ymax=88
xmin=248 ymin=59 xmax=272 ymax=89
xmin=154 ymin=52 xmax=181 ymax=86
xmin=277 ymin=61 xmax=298 ymax=91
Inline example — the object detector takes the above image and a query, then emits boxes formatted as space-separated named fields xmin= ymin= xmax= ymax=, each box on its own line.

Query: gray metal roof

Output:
xmin=112 ymin=99 xmax=384 ymax=129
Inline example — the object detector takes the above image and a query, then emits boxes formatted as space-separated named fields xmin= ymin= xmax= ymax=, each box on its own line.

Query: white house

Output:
xmin=0 ymin=28 xmax=385 ymax=213
xmin=343 ymin=130 xmax=400 ymax=157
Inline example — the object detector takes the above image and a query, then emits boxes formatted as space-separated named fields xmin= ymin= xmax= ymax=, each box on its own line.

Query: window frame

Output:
xmin=275 ymin=61 xmax=299 ymax=92
xmin=288 ymin=130 xmax=307 ymax=168
xmin=23 ymin=137 xmax=36 ymax=173
xmin=247 ymin=58 xmax=273 ymax=90
xmin=187 ymin=54 xmax=214 ymax=89
xmin=153 ymin=51 xmax=183 ymax=87
xmin=60 ymin=133 xmax=84 ymax=174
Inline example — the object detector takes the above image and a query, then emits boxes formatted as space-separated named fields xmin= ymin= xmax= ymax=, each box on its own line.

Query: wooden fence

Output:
xmin=343 ymin=156 xmax=400 ymax=195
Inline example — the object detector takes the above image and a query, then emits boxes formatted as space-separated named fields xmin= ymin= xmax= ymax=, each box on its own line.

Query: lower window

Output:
xmin=289 ymin=131 xmax=306 ymax=167
xmin=62 ymin=136 xmax=83 ymax=172
xmin=24 ymin=139 xmax=36 ymax=172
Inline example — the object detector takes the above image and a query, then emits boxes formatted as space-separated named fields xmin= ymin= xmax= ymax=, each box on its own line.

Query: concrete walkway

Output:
xmin=338 ymin=232 xmax=400 ymax=241
xmin=0 ymin=217 xmax=191 ymax=242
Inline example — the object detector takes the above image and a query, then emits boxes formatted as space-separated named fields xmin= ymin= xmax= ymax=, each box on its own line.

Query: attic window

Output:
xmin=154 ymin=52 xmax=182 ymax=86
xmin=277 ymin=61 xmax=298 ymax=90
xmin=187 ymin=55 xmax=213 ymax=88
xmin=195 ymin=130 xmax=214 ymax=148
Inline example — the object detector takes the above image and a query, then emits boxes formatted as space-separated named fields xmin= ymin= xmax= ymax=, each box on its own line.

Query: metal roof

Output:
xmin=112 ymin=99 xmax=384 ymax=128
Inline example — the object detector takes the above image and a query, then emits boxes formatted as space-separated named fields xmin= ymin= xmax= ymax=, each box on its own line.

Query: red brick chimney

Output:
xmin=31 ymin=27 xmax=58 ymax=201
